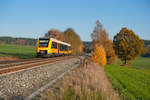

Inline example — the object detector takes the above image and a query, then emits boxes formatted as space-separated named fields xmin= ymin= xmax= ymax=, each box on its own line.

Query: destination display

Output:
xmin=39 ymin=40 xmax=49 ymax=43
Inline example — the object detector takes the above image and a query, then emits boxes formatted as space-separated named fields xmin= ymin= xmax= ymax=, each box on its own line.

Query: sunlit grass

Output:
xmin=0 ymin=44 xmax=36 ymax=59
xmin=105 ymin=57 xmax=150 ymax=100
xmin=116 ymin=57 xmax=150 ymax=69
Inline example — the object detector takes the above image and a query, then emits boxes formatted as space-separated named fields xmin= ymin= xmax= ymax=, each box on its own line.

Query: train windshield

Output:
xmin=39 ymin=38 xmax=49 ymax=47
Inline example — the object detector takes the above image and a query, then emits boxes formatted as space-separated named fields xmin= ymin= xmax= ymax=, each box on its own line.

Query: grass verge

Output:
xmin=37 ymin=62 xmax=103 ymax=100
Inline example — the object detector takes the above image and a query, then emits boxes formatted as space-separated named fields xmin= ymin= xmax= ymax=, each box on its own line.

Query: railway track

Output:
xmin=0 ymin=57 xmax=57 ymax=68
xmin=0 ymin=56 xmax=75 ymax=75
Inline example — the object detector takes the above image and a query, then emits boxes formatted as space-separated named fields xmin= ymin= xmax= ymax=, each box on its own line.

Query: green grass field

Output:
xmin=117 ymin=57 xmax=150 ymax=69
xmin=131 ymin=57 xmax=150 ymax=69
xmin=0 ymin=44 xmax=36 ymax=59
xmin=105 ymin=57 xmax=150 ymax=100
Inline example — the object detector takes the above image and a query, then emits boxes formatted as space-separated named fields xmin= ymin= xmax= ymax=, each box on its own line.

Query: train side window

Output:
xmin=62 ymin=44 xmax=64 ymax=51
xmin=66 ymin=46 xmax=68 ymax=51
xmin=62 ymin=45 xmax=65 ymax=51
xmin=68 ymin=46 xmax=71 ymax=50
xmin=64 ymin=45 xmax=67 ymax=51
xmin=59 ymin=44 xmax=63 ymax=51
xmin=59 ymin=44 xmax=61 ymax=50
xmin=51 ymin=42 xmax=57 ymax=49
xmin=59 ymin=44 xmax=69 ymax=51
xmin=62 ymin=45 xmax=66 ymax=51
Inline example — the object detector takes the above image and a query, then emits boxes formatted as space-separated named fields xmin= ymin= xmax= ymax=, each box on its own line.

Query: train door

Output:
xmin=58 ymin=43 xmax=59 ymax=55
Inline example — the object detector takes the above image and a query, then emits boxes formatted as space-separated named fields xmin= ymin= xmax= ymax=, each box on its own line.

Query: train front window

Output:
xmin=39 ymin=39 xmax=49 ymax=47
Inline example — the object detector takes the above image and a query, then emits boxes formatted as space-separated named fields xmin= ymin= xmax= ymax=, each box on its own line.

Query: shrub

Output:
xmin=91 ymin=44 xmax=106 ymax=67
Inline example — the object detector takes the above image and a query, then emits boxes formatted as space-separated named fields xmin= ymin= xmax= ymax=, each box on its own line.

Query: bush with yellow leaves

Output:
xmin=91 ymin=44 xmax=107 ymax=67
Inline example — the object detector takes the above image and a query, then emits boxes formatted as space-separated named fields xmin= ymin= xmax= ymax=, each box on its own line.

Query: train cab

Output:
xmin=36 ymin=38 xmax=71 ymax=57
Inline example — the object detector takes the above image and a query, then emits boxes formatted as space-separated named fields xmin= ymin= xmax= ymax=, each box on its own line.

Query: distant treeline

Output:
xmin=143 ymin=40 xmax=150 ymax=57
xmin=83 ymin=40 xmax=150 ymax=47
xmin=0 ymin=36 xmax=37 ymax=46
xmin=0 ymin=36 xmax=92 ymax=46
xmin=0 ymin=36 xmax=150 ymax=56
xmin=83 ymin=40 xmax=150 ymax=57
xmin=144 ymin=40 xmax=150 ymax=46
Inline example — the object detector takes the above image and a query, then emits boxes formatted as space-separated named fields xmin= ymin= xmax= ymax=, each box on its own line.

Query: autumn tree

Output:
xmin=91 ymin=20 xmax=117 ymax=64
xmin=113 ymin=27 xmax=146 ymax=65
xmin=63 ymin=28 xmax=83 ymax=55
xmin=44 ymin=29 xmax=63 ymax=40
xmin=91 ymin=44 xmax=107 ymax=67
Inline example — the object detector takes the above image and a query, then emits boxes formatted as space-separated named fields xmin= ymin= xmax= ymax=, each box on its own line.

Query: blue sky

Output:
xmin=0 ymin=0 xmax=150 ymax=41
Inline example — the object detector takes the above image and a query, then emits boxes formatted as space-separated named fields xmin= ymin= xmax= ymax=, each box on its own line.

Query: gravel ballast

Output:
xmin=0 ymin=57 xmax=80 ymax=100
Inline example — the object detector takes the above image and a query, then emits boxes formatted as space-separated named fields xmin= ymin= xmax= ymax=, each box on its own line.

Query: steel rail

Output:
xmin=0 ymin=56 xmax=72 ymax=69
xmin=0 ymin=56 xmax=74 ymax=75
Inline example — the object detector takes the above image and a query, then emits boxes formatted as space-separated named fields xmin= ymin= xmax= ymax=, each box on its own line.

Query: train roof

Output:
xmin=51 ymin=38 xmax=71 ymax=46
xmin=39 ymin=38 xmax=71 ymax=46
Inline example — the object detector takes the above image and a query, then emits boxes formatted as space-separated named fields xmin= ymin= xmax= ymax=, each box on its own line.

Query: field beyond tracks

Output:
xmin=0 ymin=44 xmax=36 ymax=59
xmin=105 ymin=57 xmax=150 ymax=100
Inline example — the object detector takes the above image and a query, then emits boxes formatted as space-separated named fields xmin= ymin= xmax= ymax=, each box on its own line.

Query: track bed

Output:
xmin=0 ymin=56 xmax=80 ymax=100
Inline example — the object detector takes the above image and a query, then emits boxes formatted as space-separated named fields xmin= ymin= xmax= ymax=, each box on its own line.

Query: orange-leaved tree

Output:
xmin=113 ymin=27 xmax=146 ymax=65
xmin=44 ymin=29 xmax=63 ymax=40
xmin=91 ymin=20 xmax=117 ymax=64
xmin=91 ymin=44 xmax=107 ymax=67
xmin=63 ymin=28 xmax=83 ymax=55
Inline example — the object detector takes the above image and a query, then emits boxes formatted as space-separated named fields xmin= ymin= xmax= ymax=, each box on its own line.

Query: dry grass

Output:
xmin=39 ymin=58 xmax=120 ymax=100
xmin=0 ymin=56 xmax=19 ymax=62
